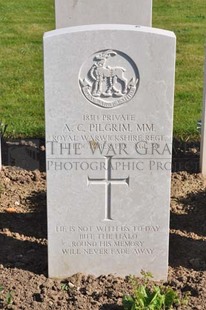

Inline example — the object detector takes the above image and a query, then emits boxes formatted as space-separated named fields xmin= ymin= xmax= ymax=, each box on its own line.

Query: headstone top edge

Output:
xmin=44 ymin=24 xmax=176 ymax=39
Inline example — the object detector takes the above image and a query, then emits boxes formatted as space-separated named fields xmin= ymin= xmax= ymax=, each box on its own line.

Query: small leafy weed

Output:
xmin=0 ymin=286 xmax=13 ymax=306
xmin=122 ymin=271 xmax=189 ymax=310
xmin=61 ymin=283 xmax=69 ymax=291
xmin=6 ymin=291 xmax=13 ymax=305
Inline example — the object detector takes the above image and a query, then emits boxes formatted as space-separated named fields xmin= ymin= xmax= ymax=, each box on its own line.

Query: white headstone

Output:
xmin=55 ymin=0 xmax=152 ymax=29
xmin=44 ymin=24 xmax=176 ymax=280
xmin=200 ymin=53 xmax=206 ymax=176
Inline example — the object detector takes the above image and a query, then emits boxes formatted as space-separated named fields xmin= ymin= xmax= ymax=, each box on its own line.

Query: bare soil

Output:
xmin=0 ymin=162 xmax=206 ymax=309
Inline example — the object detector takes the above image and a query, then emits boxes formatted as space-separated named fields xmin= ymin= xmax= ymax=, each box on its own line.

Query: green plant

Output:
xmin=5 ymin=291 xmax=13 ymax=305
xmin=61 ymin=281 xmax=76 ymax=292
xmin=61 ymin=283 xmax=69 ymax=291
xmin=122 ymin=271 xmax=189 ymax=310
xmin=0 ymin=286 xmax=13 ymax=305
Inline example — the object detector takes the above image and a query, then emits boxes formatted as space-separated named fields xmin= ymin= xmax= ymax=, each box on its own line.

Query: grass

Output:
xmin=153 ymin=0 xmax=206 ymax=140
xmin=0 ymin=0 xmax=54 ymax=137
xmin=0 ymin=0 xmax=206 ymax=139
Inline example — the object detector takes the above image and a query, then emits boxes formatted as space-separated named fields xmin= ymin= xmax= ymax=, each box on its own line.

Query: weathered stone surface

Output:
xmin=44 ymin=24 xmax=176 ymax=280
xmin=55 ymin=0 xmax=152 ymax=28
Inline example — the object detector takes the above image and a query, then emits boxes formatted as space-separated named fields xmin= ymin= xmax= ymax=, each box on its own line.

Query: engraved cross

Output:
xmin=87 ymin=156 xmax=129 ymax=221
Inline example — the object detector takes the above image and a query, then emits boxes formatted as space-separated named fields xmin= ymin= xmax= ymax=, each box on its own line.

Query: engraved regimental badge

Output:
xmin=79 ymin=49 xmax=140 ymax=109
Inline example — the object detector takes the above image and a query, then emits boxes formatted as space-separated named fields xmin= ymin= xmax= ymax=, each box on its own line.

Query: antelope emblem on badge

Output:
xmin=79 ymin=49 xmax=140 ymax=109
